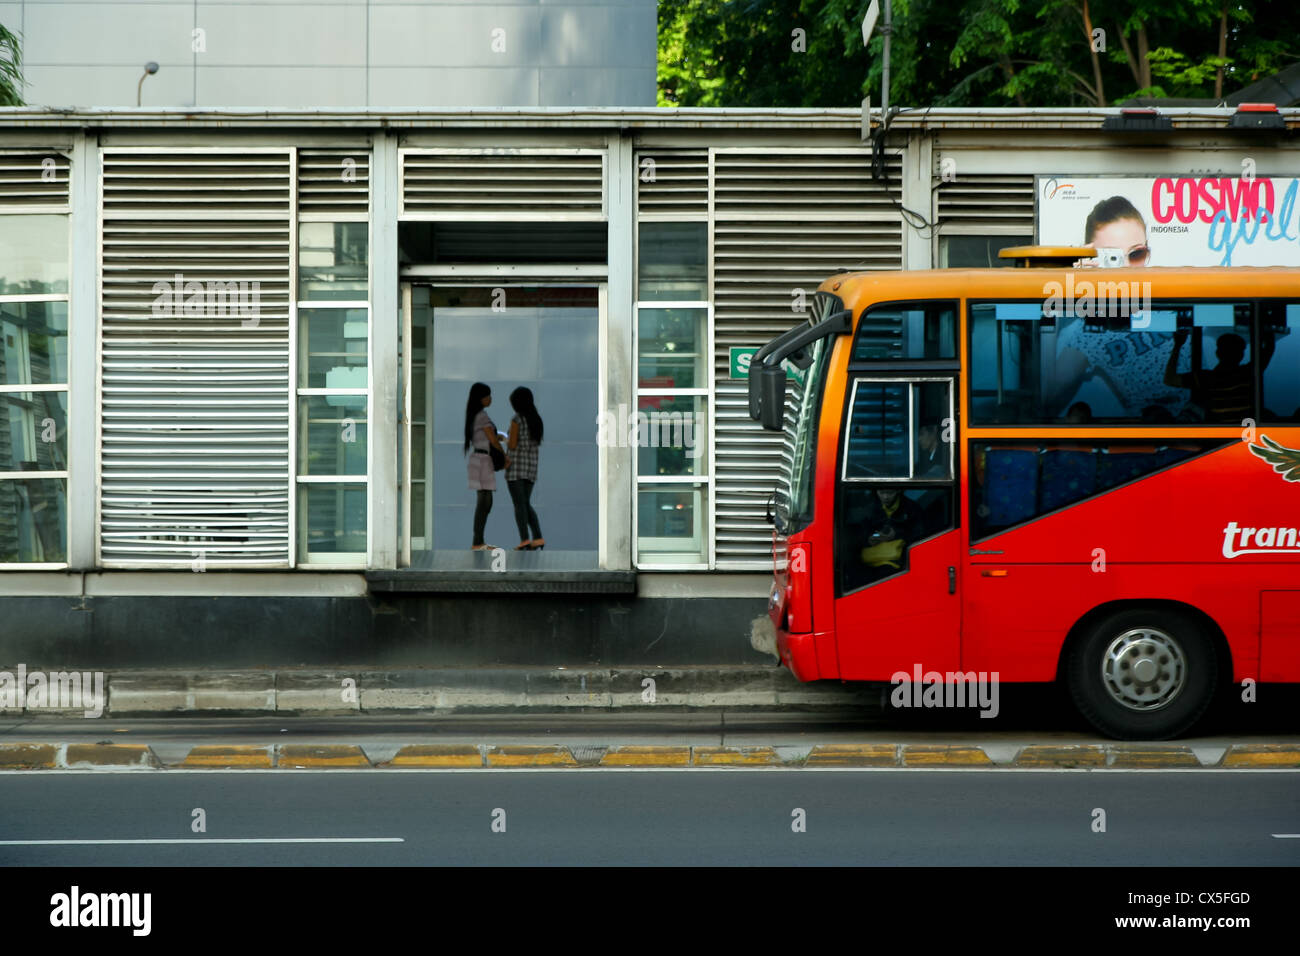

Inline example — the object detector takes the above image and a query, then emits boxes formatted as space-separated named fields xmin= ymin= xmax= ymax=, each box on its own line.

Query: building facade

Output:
xmin=1 ymin=105 xmax=1296 ymax=666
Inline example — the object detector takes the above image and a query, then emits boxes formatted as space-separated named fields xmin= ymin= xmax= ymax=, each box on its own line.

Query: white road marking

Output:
xmin=1271 ymin=834 xmax=1300 ymax=839
xmin=0 ymin=837 xmax=404 ymax=845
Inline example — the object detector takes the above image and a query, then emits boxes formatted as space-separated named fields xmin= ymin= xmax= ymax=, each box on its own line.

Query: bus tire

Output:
xmin=1066 ymin=607 xmax=1218 ymax=740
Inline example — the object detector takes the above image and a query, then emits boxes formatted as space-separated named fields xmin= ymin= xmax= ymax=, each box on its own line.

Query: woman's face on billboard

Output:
xmin=1092 ymin=217 xmax=1149 ymax=265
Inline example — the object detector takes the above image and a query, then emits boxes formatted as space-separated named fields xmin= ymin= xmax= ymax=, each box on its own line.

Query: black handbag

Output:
xmin=489 ymin=445 xmax=506 ymax=471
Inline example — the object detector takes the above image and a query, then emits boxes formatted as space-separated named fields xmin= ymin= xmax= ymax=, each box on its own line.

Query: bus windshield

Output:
xmin=776 ymin=335 xmax=830 ymax=534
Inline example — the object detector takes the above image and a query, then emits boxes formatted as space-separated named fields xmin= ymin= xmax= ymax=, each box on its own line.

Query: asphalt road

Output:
xmin=1 ymin=768 xmax=1297 ymax=866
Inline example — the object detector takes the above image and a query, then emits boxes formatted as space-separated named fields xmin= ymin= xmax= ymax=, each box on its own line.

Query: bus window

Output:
xmin=1261 ymin=301 xmax=1300 ymax=422
xmin=969 ymin=301 xmax=1261 ymax=425
xmin=852 ymin=302 xmax=957 ymax=361
xmin=839 ymin=378 xmax=955 ymax=592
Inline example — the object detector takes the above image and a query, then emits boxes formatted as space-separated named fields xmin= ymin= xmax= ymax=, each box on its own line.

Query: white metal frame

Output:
xmin=0 ymin=160 xmax=72 ymax=570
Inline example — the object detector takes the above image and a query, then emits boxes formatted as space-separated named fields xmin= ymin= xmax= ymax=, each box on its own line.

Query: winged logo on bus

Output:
xmin=1248 ymin=435 xmax=1300 ymax=482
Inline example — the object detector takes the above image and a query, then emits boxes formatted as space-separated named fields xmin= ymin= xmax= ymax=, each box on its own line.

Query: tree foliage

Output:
xmin=0 ymin=22 xmax=22 ymax=106
xmin=659 ymin=0 xmax=1300 ymax=108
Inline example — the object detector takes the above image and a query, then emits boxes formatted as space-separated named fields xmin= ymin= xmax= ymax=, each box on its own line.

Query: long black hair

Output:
xmin=464 ymin=382 xmax=490 ymax=453
xmin=510 ymin=386 xmax=543 ymax=444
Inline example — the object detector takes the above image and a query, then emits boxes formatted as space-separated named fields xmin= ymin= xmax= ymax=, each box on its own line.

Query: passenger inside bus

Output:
xmin=841 ymin=487 xmax=926 ymax=590
xmin=1163 ymin=326 xmax=1275 ymax=423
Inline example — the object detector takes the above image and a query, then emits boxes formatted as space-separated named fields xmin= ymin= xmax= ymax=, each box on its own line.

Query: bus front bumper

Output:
xmin=776 ymin=627 xmax=820 ymax=682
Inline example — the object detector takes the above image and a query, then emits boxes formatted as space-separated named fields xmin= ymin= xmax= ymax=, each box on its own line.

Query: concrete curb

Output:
xmin=4 ymin=742 xmax=1298 ymax=770
xmin=38 ymin=667 xmax=875 ymax=717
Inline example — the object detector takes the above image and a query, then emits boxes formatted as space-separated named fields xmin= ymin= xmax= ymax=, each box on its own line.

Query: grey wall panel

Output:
xmin=368 ymin=4 xmax=539 ymax=67
xmin=24 ymin=64 xmax=197 ymax=108
xmin=196 ymin=66 xmax=369 ymax=107
xmin=538 ymin=5 xmax=654 ymax=68
xmin=23 ymin=3 xmax=194 ymax=66
xmin=196 ymin=3 xmax=367 ymax=67
xmin=368 ymin=67 xmax=540 ymax=108
xmin=538 ymin=66 xmax=655 ymax=107
xmin=11 ymin=1 xmax=656 ymax=107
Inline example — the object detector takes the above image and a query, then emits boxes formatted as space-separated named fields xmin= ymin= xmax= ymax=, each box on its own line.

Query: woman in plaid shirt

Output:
xmin=506 ymin=387 xmax=545 ymax=550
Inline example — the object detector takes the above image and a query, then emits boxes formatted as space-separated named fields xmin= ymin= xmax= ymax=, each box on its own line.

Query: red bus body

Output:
xmin=762 ymin=266 xmax=1300 ymax=735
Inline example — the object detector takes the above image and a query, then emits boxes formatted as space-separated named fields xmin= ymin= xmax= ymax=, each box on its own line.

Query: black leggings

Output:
xmin=507 ymin=479 xmax=542 ymax=541
xmin=472 ymin=490 xmax=492 ymax=546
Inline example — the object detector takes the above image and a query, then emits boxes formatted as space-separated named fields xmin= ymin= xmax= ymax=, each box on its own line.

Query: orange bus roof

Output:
xmin=819 ymin=267 xmax=1300 ymax=307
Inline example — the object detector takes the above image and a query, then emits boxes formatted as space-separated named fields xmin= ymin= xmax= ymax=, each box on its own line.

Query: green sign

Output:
xmin=729 ymin=347 xmax=805 ymax=383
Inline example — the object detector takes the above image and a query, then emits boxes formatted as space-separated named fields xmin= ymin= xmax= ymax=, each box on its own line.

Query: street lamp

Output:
xmin=137 ymin=62 xmax=159 ymax=107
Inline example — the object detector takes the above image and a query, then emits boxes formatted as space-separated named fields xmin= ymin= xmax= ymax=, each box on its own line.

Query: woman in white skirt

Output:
xmin=464 ymin=381 xmax=508 ymax=550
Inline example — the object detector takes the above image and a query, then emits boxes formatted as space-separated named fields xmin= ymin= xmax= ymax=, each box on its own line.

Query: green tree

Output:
xmin=0 ymin=22 xmax=22 ymax=106
xmin=659 ymin=0 xmax=1300 ymax=108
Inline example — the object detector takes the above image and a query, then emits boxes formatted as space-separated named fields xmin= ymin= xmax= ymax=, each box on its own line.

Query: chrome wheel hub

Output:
xmin=1101 ymin=628 xmax=1186 ymax=711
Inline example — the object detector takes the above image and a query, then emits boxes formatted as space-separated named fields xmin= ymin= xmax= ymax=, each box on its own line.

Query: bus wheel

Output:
xmin=1067 ymin=608 xmax=1218 ymax=740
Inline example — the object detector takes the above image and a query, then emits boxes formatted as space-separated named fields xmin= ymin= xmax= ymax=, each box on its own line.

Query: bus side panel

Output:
xmin=962 ymin=564 xmax=1266 ymax=682
xmin=963 ymin=436 xmax=1300 ymax=682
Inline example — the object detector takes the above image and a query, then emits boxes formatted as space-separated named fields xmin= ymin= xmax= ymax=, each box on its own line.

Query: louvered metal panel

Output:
xmin=711 ymin=149 xmax=903 ymax=569
xmin=99 ymin=150 xmax=293 ymax=568
xmin=401 ymin=149 xmax=606 ymax=220
xmin=935 ymin=174 xmax=1035 ymax=222
xmin=298 ymin=147 xmax=370 ymax=215
xmin=0 ymin=151 xmax=70 ymax=208
xmin=636 ymin=150 xmax=707 ymax=216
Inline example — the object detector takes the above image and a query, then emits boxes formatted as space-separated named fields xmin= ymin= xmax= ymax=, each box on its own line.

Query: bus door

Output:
xmin=833 ymin=377 xmax=962 ymax=678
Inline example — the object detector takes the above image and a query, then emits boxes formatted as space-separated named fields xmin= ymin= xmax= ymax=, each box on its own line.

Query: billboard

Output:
xmin=1037 ymin=175 xmax=1300 ymax=267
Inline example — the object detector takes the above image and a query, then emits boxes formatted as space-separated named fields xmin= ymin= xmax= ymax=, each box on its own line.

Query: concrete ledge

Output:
xmin=1221 ymin=744 xmax=1300 ymax=767
xmin=0 ymin=743 xmax=58 ymax=768
xmin=902 ymin=745 xmax=994 ymax=767
xmin=600 ymin=746 xmax=691 ymax=767
xmin=180 ymin=745 xmax=274 ymax=769
xmin=62 ymin=743 xmax=158 ymax=769
xmin=277 ymin=745 xmax=370 ymax=768
xmin=385 ymin=745 xmax=482 ymax=767
xmin=83 ymin=667 xmax=873 ymax=716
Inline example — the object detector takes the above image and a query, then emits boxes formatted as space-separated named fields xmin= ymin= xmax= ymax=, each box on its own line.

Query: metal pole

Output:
xmin=882 ymin=0 xmax=892 ymax=125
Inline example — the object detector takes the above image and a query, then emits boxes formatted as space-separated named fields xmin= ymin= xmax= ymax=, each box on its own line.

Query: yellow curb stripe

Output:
xmin=387 ymin=746 xmax=482 ymax=768
xmin=65 ymin=744 xmax=156 ymax=768
xmin=806 ymin=744 xmax=897 ymax=766
xmin=902 ymin=746 xmax=994 ymax=767
xmin=181 ymin=746 xmax=274 ymax=768
xmin=1016 ymin=746 xmax=1108 ymax=768
xmin=692 ymin=747 xmax=781 ymax=766
xmin=277 ymin=745 xmax=370 ymax=768
xmin=1222 ymin=746 xmax=1300 ymax=768
xmin=600 ymin=746 xmax=690 ymax=767
xmin=1108 ymin=748 xmax=1200 ymax=768
xmin=0 ymin=744 xmax=57 ymax=769
xmin=487 ymin=747 xmax=578 ymax=767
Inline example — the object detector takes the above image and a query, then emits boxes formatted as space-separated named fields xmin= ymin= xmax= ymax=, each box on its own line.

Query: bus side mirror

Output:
xmin=756 ymin=365 xmax=787 ymax=431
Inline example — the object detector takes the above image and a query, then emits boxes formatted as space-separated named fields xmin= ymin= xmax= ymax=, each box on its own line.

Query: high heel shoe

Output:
xmin=514 ymin=542 xmax=531 ymax=551
xmin=529 ymin=539 xmax=545 ymax=550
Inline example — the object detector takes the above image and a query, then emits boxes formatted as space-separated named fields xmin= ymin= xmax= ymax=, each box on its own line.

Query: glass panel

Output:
xmin=411 ymin=481 xmax=426 ymax=538
xmin=779 ymin=337 xmax=828 ymax=532
xmin=299 ymin=483 xmax=367 ymax=555
xmin=0 ymin=478 xmax=66 ymax=562
xmin=637 ymin=484 xmax=705 ymax=562
xmin=839 ymin=484 xmax=953 ymax=593
xmin=852 ymin=303 xmax=957 ymax=361
xmin=970 ymin=301 xmax=1256 ymax=425
xmin=299 ymin=308 xmax=368 ymax=388
xmin=638 ymin=221 xmax=706 ymax=301
xmin=636 ymin=394 xmax=706 ymax=477
xmin=428 ymin=286 xmax=598 ymax=555
xmin=298 ymin=395 xmax=367 ymax=475
xmin=844 ymin=383 xmax=908 ymax=478
xmin=1261 ymin=301 xmax=1299 ymax=423
xmin=0 ymin=392 xmax=67 ymax=471
xmin=0 ymin=300 xmax=69 ymax=385
xmin=970 ymin=440 xmax=1220 ymax=541
xmin=638 ymin=307 xmax=705 ymax=389
xmin=299 ymin=222 xmax=368 ymax=299
xmin=0 ymin=215 xmax=69 ymax=294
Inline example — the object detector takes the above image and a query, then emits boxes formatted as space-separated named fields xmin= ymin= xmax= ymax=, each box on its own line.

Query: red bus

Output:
xmin=749 ymin=249 xmax=1300 ymax=738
